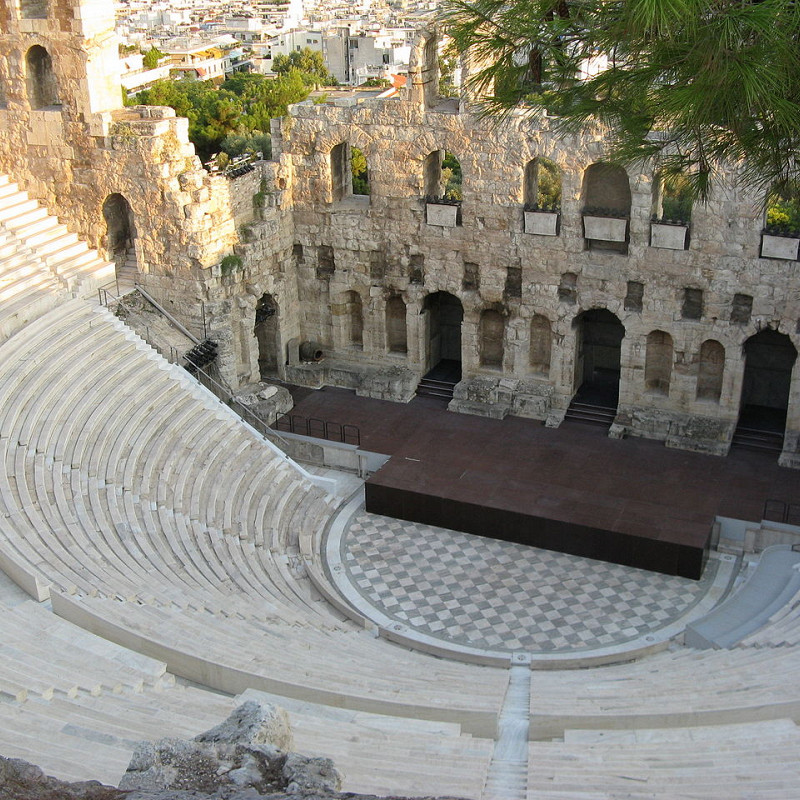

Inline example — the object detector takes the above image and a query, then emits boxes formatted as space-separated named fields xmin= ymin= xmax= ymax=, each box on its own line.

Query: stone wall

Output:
xmin=281 ymin=29 xmax=800 ymax=464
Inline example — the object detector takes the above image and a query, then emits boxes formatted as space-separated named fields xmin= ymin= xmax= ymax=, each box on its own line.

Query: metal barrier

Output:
xmin=763 ymin=499 xmax=800 ymax=525
xmin=275 ymin=414 xmax=361 ymax=446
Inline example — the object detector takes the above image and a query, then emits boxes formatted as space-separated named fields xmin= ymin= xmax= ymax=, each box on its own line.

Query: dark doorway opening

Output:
xmin=573 ymin=309 xmax=625 ymax=407
xmin=735 ymin=329 xmax=797 ymax=449
xmin=102 ymin=194 xmax=136 ymax=283
xmin=417 ymin=292 xmax=463 ymax=400
xmin=254 ymin=293 xmax=279 ymax=377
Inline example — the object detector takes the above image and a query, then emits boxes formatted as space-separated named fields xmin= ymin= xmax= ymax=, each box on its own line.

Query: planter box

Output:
xmin=426 ymin=202 xmax=459 ymax=228
xmin=650 ymin=222 xmax=689 ymax=250
xmin=761 ymin=233 xmax=800 ymax=261
xmin=524 ymin=210 xmax=559 ymax=236
xmin=583 ymin=215 xmax=627 ymax=242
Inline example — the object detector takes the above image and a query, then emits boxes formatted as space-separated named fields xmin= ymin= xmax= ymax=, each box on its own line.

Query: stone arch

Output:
xmin=386 ymin=295 xmax=407 ymax=353
xmin=696 ymin=339 xmax=725 ymax=402
xmin=479 ymin=309 xmax=504 ymax=368
xmin=573 ymin=308 xmax=625 ymax=407
xmin=422 ymin=291 xmax=463 ymax=372
xmin=739 ymin=328 xmax=797 ymax=433
xmin=20 ymin=0 xmax=47 ymax=18
xmin=101 ymin=193 xmax=136 ymax=280
xmin=254 ymin=293 xmax=279 ymax=377
xmin=343 ymin=290 xmax=363 ymax=348
xmin=524 ymin=157 xmax=561 ymax=209
xmin=529 ymin=314 xmax=552 ymax=376
xmin=25 ymin=45 xmax=59 ymax=109
xmin=644 ymin=330 xmax=673 ymax=395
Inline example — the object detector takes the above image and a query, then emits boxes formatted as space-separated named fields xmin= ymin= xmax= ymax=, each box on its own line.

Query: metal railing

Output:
xmin=275 ymin=414 xmax=361 ymax=447
xmin=763 ymin=499 xmax=800 ymax=526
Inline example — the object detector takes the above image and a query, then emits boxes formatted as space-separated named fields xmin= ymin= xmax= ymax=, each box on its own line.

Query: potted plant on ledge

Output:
xmin=524 ymin=203 xmax=560 ymax=236
xmin=582 ymin=206 xmax=628 ymax=242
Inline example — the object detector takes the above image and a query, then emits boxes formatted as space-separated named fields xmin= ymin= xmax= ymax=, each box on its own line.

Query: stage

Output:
xmin=279 ymin=386 xmax=800 ymax=580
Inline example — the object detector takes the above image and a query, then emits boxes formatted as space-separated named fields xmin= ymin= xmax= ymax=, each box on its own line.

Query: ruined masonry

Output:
xmin=1 ymin=0 xmax=799 ymax=465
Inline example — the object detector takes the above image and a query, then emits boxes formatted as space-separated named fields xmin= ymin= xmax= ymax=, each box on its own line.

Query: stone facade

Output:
xmin=1 ymin=1 xmax=799 ymax=465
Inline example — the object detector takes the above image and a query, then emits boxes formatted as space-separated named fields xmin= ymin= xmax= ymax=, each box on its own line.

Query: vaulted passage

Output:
xmin=568 ymin=309 xmax=625 ymax=423
xmin=102 ymin=193 xmax=136 ymax=283
xmin=737 ymin=329 xmax=797 ymax=441
xmin=416 ymin=292 xmax=463 ymax=399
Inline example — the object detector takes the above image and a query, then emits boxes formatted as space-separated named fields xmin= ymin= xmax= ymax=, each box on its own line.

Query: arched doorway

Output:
xmin=254 ymin=293 xmax=279 ymax=377
xmin=102 ymin=194 xmax=136 ymax=283
xmin=738 ymin=328 xmax=797 ymax=436
xmin=573 ymin=308 xmax=625 ymax=408
xmin=421 ymin=291 xmax=463 ymax=385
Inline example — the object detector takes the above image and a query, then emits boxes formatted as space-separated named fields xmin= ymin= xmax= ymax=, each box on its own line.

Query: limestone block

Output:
xmin=650 ymin=222 xmax=688 ymax=250
xmin=583 ymin=215 xmax=628 ymax=242
xmin=524 ymin=211 xmax=560 ymax=236
xmin=426 ymin=202 xmax=459 ymax=227
xmin=760 ymin=233 xmax=800 ymax=261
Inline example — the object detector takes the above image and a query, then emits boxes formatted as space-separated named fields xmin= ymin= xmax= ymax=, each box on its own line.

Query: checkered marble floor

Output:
xmin=340 ymin=510 xmax=719 ymax=653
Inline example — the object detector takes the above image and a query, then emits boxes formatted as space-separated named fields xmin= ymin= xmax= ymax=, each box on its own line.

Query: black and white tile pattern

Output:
xmin=342 ymin=511 xmax=717 ymax=653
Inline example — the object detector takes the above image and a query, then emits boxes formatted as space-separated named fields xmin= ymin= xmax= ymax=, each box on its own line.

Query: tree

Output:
xmin=442 ymin=0 xmax=800 ymax=199
xmin=142 ymin=46 xmax=165 ymax=70
xmin=272 ymin=48 xmax=337 ymax=86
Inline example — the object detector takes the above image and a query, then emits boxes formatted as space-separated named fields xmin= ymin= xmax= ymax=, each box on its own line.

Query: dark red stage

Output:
xmin=279 ymin=386 xmax=800 ymax=579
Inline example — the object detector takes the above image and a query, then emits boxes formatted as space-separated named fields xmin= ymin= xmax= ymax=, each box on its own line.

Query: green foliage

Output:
xmin=220 ymin=254 xmax=243 ymax=275
xmin=766 ymin=183 xmax=800 ymax=233
xmin=272 ymin=48 xmax=337 ymax=86
xmin=142 ymin=46 xmax=165 ymax=70
xmin=658 ymin=173 xmax=693 ymax=223
xmin=253 ymin=177 xmax=269 ymax=209
xmin=536 ymin=158 xmax=561 ymax=209
xmin=438 ymin=56 xmax=458 ymax=98
xmin=136 ymin=72 xmax=306 ymax=161
xmin=442 ymin=0 xmax=800 ymax=199
xmin=351 ymin=147 xmax=369 ymax=195
xmin=361 ymin=77 xmax=392 ymax=89
xmin=119 ymin=43 xmax=139 ymax=56
xmin=441 ymin=151 xmax=463 ymax=201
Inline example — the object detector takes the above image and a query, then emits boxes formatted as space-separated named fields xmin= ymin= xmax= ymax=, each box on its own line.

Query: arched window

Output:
xmin=653 ymin=172 xmax=692 ymax=224
xmin=254 ymin=294 xmax=279 ymax=377
xmin=480 ymin=309 xmax=504 ymax=368
xmin=523 ymin=157 xmax=561 ymax=210
xmin=424 ymin=150 xmax=461 ymax=202
xmin=529 ymin=315 xmax=551 ymax=376
xmin=344 ymin=290 xmax=363 ymax=347
xmin=696 ymin=340 xmax=724 ymax=402
xmin=330 ymin=142 xmax=349 ymax=202
xmin=386 ymin=295 xmax=407 ymax=353
xmin=644 ymin=331 xmax=673 ymax=395
xmin=351 ymin=146 xmax=369 ymax=195
xmin=20 ymin=0 xmax=48 ymax=18
xmin=26 ymin=45 xmax=59 ymax=109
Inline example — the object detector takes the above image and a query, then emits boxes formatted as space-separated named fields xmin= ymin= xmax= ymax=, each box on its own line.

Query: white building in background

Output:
xmin=324 ymin=27 xmax=412 ymax=85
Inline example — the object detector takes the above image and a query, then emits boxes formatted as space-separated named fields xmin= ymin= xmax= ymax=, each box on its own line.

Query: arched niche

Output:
xmin=696 ymin=339 xmax=724 ymax=402
xmin=20 ymin=0 xmax=48 ymax=18
xmin=581 ymin=163 xmax=631 ymax=253
xmin=26 ymin=45 xmax=60 ymax=109
xmin=344 ymin=290 xmax=363 ymax=348
xmin=529 ymin=315 xmax=552 ymax=376
xmin=386 ymin=295 xmax=407 ymax=353
xmin=644 ymin=330 xmax=673 ymax=395
xmin=479 ymin=309 xmax=504 ymax=368
xmin=101 ymin=193 xmax=136 ymax=279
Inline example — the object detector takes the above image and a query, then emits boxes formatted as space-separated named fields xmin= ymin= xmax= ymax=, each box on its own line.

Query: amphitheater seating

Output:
xmin=5 ymin=175 xmax=800 ymax=799
xmin=526 ymin=720 xmax=800 ymax=798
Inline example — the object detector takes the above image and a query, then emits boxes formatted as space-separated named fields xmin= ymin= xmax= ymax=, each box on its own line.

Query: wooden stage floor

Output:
xmin=278 ymin=386 xmax=800 ymax=579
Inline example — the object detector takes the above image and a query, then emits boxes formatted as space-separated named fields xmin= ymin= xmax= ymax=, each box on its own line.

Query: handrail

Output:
xmin=275 ymin=413 xmax=361 ymax=446
xmin=134 ymin=284 xmax=202 ymax=345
